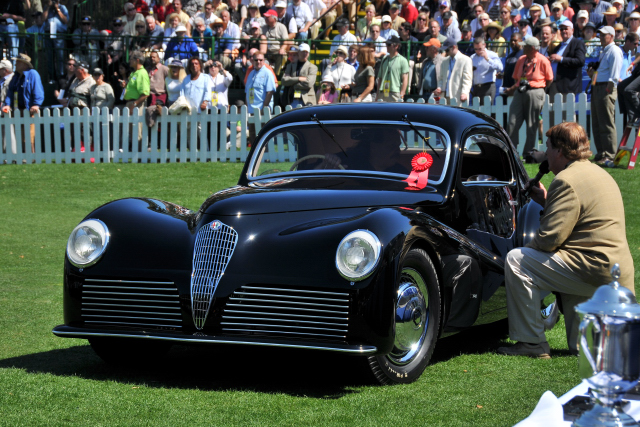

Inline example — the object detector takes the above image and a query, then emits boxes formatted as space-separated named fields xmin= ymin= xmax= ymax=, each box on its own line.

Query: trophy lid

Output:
xmin=575 ymin=264 xmax=640 ymax=319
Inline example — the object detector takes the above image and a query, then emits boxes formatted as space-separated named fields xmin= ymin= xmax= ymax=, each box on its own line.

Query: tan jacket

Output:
xmin=437 ymin=51 xmax=473 ymax=101
xmin=527 ymin=160 xmax=635 ymax=292
xmin=282 ymin=60 xmax=318 ymax=105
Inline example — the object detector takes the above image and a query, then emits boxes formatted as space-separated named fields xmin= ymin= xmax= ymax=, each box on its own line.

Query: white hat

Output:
xmin=559 ymin=20 xmax=573 ymax=28
xmin=298 ymin=42 xmax=310 ymax=52
xmin=0 ymin=59 xmax=12 ymax=71
xmin=275 ymin=0 xmax=287 ymax=7
xmin=612 ymin=0 xmax=623 ymax=4
xmin=334 ymin=45 xmax=348 ymax=55
xmin=381 ymin=15 xmax=392 ymax=23
xmin=175 ymin=24 xmax=187 ymax=32
xmin=321 ymin=75 xmax=335 ymax=84
xmin=597 ymin=25 xmax=615 ymax=35
xmin=576 ymin=10 xmax=589 ymax=19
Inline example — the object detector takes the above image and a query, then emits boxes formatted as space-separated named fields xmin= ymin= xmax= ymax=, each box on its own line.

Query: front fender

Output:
xmin=516 ymin=199 xmax=544 ymax=247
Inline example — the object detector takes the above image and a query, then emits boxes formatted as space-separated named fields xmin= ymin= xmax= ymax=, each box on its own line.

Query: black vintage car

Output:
xmin=53 ymin=103 xmax=548 ymax=384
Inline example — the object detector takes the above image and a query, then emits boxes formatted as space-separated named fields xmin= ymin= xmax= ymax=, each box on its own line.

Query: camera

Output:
xmin=588 ymin=61 xmax=600 ymax=71
xmin=518 ymin=79 xmax=531 ymax=93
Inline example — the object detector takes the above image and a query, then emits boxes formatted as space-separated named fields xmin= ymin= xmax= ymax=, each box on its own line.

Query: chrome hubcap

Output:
xmin=389 ymin=267 xmax=429 ymax=365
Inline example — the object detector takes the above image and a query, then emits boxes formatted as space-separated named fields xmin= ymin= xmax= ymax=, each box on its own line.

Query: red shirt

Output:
xmin=153 ymin=4 xmax=175 ymax=23
xmin=400 ymin=3 xmax=419 ymax=24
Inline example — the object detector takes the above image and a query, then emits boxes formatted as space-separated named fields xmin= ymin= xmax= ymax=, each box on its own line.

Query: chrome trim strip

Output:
xmin=84 ymin=285 xmax=178 ymax=291
xmin=248 ymin=119 xmax=452 ymax=185
xmin=240 ymin=286 xmax=350 ymax=296
xmin=223 ymin=310 xmax=348 ymax=320
xmin=222 ymin=316 xmax=347 ymax=325
xmin=226 ymin=297 xmax=348 ymax=309
xmin=82 ymin=308 xmax=181 ymax=317
xmin=83 ymin=303 xmax=180 ymax=310
xmin=83 ymin=297 xmax=179 ymax=304
xmin=85 ymin=279 xmax=175 ymax=285
xmin=83 ymin=291 xmax=177 ymax=298
xmin=231 ymin=292 xmax=349 ymax=303
xmin=221 ymin=328 xmax=346 ymax=338
xmin=52 ymin=329 xmax=377 ymax=354
xmin=221 ymin=322 xmax=348 ymax=332
xmin=83 ymin=314 xmax=181 ymax=322
xmin=225 ymin=303 xmax=348 ymax=314
xmin=83 ymin=321 xmax=180 ymax=328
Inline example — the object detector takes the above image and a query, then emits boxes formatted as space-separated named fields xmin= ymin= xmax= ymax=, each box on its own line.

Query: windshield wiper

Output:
xmin=311 ymin=114 xmax=347 ymax=157
xmin=402 ymin=115 xmax=440 ymax=158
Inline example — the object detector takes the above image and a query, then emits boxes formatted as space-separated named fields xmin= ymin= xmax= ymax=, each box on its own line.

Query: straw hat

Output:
xmin=483 ymin=21 xmax=504 ymax=33
xmin=13 ymin=53 xmax=33 ymax=69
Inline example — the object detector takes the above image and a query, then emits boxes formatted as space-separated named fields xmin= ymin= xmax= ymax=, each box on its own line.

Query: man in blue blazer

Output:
xmin=547 ymin=20 xmax=586 ymax=99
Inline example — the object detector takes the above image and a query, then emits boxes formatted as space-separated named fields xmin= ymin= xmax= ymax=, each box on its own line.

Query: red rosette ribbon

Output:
xmin=404 ymin=152 xmax=433 ymax=190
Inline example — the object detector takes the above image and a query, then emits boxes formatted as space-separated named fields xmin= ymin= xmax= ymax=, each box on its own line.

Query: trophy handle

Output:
xmin=579 ymin=314 xmax=601 ymax=375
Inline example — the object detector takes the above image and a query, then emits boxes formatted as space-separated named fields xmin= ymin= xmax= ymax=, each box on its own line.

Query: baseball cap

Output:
xmin=385 ymin=35 xmax=401 ymax=44
xmin=0 ymin=59 xmax=12 ymax=71
xmin=264 ymin=9 xmax=278 ymax=17
xmin=559 ymin=20 xmax=573 ymax=28
xmin=298 ymin=43 xmax=311 ymax=52
xmin=423 ymin=38 xmax=441 ymax=48
xmin=612 ymin=0 xmax=624 ymax=4
xmin=175 ymin=25 xmax=187 ymax=32
xmin=510 ymin=9 xmax=520 ymax=16
xmin=529 ymin=4 xmax=542 ymax=11
xmin=597 ymin=25 xmax=615 ymax=35
xmin=92 ymin=68 xmax=104 ymax=75
xmin=250 ymin=21 xmax=261 ymax=29
xmin=439 ymin=0 xmax=449 ymax=7
xmin=577 ymin=10 xmax=589 ymax=19
xmin=519 ymin=37 xmax=540 ymax=48
xmin=551 ymin=1 xmax=564 ymax=10
xmin=382 ymin=15 xmax=392 ymax=23
xmin=389 ymin=3 xmax=399 ymax=9
xmin=275 ymin=0 xmax=287 ymax=7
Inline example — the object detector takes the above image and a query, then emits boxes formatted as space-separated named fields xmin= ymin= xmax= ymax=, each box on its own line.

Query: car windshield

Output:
xmin=249 ymin=122 xmax=451 ymax=184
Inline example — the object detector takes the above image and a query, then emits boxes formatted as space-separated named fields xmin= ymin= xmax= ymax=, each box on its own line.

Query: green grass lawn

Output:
xmin=0 ymin=162 xmax=638 ymax=426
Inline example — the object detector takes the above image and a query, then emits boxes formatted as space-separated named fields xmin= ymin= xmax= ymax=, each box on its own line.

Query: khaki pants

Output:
xmin=505 ymin=247 xmax=599 ymax=354
xmin=591 ymin=83 xmax=618 ymax=160
xmin=507 ymin=87 xmax=545 ymax=156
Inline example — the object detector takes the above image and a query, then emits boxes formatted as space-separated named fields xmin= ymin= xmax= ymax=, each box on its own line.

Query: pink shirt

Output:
xmin=317 ymin=89 xmax=339 ymax=103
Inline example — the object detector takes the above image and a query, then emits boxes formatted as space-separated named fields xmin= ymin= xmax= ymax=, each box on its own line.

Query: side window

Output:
xmin=461 ymin=134 xmax=514 ymax=183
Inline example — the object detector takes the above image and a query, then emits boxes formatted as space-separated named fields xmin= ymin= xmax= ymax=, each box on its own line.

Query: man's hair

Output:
xmin=187 ymin=56 xmax=204 ymax=74
xmin=546 ymin=122 xmax=592 ymax=161
xmin=511 ymin=32 xmax=523 ymax=41
xmin=473 ymin=36 xmax=485 ymax=45
xmin=400 ymin=21 xmax=413 ymax=32
xmin=625 ymin=32 xmax=640 ymax=43
xmin=130 ymin=50 xmax=145 ymax=64
xmin=145 ymin=15 xmax=155 ymax=22
xmin=370 ymin=23 xmax=381 ymax=31
xmin=428 ymin=19 xmax=440 ymax=28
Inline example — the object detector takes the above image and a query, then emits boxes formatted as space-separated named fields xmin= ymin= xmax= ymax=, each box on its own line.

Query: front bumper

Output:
xmin=52 ymin=325 xmax=378 ymax=355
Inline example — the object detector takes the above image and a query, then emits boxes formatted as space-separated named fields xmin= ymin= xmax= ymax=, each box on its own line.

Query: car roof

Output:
xmin=258 ymin=103 xmax=500 ymax=142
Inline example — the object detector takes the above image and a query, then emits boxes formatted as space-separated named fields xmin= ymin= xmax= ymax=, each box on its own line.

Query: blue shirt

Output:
xmin=5 ymin=70 xmax=45 ymax=110
xmin=422 ymin=58 xmax=437 ymax=91
xmin=165 ymin=37 xmax=200 ymax=60
xmin=471 ymin=49 xmax=503 ymax=84
xmin=620 ymin=46 xmax=634 ymax=81
xmin=596 ymin=42 xmax=623 ymax=84
xmin=45 ymin=4 xmax=69 ymax=33
xmin=245 ymin=67 xmax=276 ymax=114
xmin=181 ymin=73 xmax=213 ymax=112
xmin=520 ymin=3 xmax=547 ymax=20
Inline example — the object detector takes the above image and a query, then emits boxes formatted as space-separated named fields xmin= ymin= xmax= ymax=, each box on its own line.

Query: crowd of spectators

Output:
xmin=2 ymin=0 xmax=640 ymax=157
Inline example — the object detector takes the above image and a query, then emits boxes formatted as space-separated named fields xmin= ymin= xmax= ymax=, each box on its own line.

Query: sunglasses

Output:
xmin=136 ymin=25 xmax=146 ymax=28
xmin=67 ymin=63 xmax=76 ymax=66
xmin=114 ymin=23 xmax=123 ymax=26
xmin=418 ymin=17 xmax=426 ymax=20
xmin=126 ymin=8 xmax=135 ymax=12
xmin=82 ymin=22 xmax=91 ymax=25
xmin=518 ymin=22 xmax=528 ymax=26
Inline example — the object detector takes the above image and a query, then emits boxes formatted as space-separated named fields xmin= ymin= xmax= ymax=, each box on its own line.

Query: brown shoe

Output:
xmin=496 ymin=342 xmax=551 ymax=359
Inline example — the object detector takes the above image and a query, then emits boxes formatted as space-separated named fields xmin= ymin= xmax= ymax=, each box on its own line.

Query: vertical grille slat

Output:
xmin=222 ymin=286 xmax=351 ymax=341
xmin=80 ymin=280 xmax=181 ymax=330
xmin=190 ymin=220 xmax=238 ymax=330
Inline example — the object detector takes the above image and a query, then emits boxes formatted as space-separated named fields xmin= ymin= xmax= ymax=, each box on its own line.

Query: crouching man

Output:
xmin=497 ymin=122 xmax=635 ymax=359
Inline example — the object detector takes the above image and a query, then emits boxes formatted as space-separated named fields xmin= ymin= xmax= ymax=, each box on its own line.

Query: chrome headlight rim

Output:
xmin=66 ymin=219 xmax=110 ymax=268
xmin=335 ymin=229 xmax=382 ymax=281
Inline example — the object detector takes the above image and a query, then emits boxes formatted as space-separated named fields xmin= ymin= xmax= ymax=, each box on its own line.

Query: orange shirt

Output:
xmin=511 ymin=52 xmax=554 ymax=88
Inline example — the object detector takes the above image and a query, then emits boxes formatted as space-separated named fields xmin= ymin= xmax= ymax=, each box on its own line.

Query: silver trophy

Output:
xmin=573 ymin=264 xmax=640 ymax=427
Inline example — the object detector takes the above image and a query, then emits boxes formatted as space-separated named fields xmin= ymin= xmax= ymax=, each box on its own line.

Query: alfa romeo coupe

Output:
xmin=53 ymin=103 xmax=546 ymax=384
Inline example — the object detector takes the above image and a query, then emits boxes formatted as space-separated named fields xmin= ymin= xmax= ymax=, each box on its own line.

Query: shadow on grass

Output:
xmin=0 ymin=319 xmax=522 ymax=396
xmin=0 ymin=343 xmax=375 ymax=398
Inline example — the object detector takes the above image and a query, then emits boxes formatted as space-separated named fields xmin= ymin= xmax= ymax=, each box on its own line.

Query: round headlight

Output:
xmin=336 ymin=230 xmax=381 ymax=281
xmin=66 ymin=219 xmax=110 ymax=267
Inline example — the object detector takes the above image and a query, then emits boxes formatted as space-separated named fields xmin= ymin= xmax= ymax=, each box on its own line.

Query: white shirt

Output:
xmin=287 ymin=2 xmax=314 ymax=29
xmin=208 ymin=71 xmax=234 ymax=109
xmin=189 ymin=12 xmax=220 ymax=27
xmin=304 ymin=0 xmax=326 ymax=18
xmin=363 ymin=36 xmax=388 ymax=55
xmin=322 ymin=61 xmax=356 ymax=88
xmin=223 ymin=22 xmax=242 ymax=50
xmin=330 ymin=32 xmax=357 ymax=55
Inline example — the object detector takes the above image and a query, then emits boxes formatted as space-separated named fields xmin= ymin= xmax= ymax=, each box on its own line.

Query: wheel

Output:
xmin=89 ymin=337 xmax=172 ymax=366
xmin=367 ymin=248 xmax=441 ymax=384
xmin=289 ymin=155 xmax=346 ymax=171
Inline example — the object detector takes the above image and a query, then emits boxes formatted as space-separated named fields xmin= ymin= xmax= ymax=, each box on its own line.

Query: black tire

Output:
xmin=89 ymin=337 xmax=172 ymax=366
xmin=367 ymin=248 xmax=441 ymax=385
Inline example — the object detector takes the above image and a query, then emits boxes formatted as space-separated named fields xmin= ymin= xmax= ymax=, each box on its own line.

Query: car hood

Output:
xmin=201 ymin=177 xmax=445 ymax=216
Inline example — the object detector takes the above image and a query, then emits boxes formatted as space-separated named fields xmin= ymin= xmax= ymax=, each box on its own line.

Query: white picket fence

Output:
xmin=0 ymin=93 xmax=618 ymax=164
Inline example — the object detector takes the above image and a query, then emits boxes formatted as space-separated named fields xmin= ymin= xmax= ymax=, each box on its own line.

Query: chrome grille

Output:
xmin=81 ymin=279 xmax=181 ymax=330
xmin=191 ymin=220 xmax=238 ymax=330
xmin=222 ymin=286 xmax=350 ymax=340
